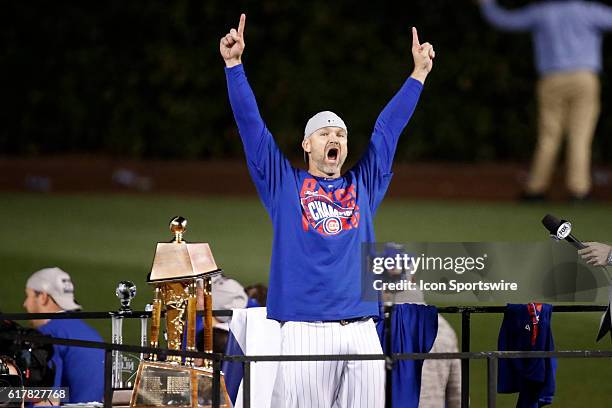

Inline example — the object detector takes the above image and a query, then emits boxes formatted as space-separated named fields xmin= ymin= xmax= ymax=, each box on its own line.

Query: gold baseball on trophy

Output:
xmin=170 ymin=216 xmax=187 ymax=234
xmin=169 ymin=216 xmax=187 ymax=243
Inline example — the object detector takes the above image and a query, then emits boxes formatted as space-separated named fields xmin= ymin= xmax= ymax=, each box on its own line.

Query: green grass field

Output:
xmin=1 ymin=192 xmax=611 ymax=406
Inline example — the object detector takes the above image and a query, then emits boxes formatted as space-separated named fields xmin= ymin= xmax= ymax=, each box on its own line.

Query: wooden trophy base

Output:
xmin=130 ymin=361 xmax=230 ymax=408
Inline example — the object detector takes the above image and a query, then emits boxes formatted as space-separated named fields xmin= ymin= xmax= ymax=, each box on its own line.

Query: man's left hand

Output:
xmin=410 ymin=27 xmax=435 ymax=84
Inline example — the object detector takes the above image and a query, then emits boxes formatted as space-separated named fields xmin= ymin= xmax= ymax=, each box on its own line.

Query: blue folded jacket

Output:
xmin=498 ymin=303 xmax=557 ymax=407
xmin=377 ymin=303 xmax=438 ymax=408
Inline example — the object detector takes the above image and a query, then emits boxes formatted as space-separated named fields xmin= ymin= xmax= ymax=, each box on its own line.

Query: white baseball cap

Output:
xmin=303 ymin=111 xmax=348 ymax=163
xmin=212 ymin=275 xmax=248 ymax=330
xmin=303 ymin=111 xmax=347 ymax=139
xmin=26 ymin=267 xmax=82 ymax=311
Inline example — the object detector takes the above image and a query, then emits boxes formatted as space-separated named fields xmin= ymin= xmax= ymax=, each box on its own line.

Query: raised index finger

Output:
xmin=238 ymin=13 xmax=246 ymax=36
xmin=412 ymin=27 xmax=420 ymax=48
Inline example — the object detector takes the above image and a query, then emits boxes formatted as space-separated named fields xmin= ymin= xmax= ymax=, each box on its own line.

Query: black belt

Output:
xmin=281 ymin=317 xmax=372 ymax=326
xmin=326 ymin=317 xmax=370 ymax=326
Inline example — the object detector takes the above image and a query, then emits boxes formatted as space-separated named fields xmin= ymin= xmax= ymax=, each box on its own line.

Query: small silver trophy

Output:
xmin=111 ymin=281 xmax=144 ymax=389
xmin=117 ymin=281 xmax=137 ymax=311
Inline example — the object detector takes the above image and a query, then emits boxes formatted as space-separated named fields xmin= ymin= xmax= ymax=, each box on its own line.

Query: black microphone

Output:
xmin=541 ymin=214 xmax=586 ymax=250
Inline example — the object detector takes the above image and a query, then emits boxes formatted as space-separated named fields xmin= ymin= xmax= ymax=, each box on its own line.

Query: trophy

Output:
xmin=130 ymin=216 xmax=230 ymax=408
xmin=111 ymin=281 xmax=147 ymax=390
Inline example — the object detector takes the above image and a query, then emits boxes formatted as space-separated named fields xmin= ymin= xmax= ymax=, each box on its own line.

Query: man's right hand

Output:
xmin=220 ymin=13 xmax=246 ymax=68
xmin=578 ymin=242 xmax=612 ymax=267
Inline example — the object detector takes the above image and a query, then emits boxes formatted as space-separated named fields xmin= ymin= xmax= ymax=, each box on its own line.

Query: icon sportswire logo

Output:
xmin=299 ymin=178 xmax=360 ymax=236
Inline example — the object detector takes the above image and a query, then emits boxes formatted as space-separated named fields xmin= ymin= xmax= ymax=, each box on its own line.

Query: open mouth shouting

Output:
xmin=325 ymin=144 xmax=340 ymax=165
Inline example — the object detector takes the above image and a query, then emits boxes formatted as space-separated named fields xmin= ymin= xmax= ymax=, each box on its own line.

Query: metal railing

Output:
xmin=436 ymin=304 xmax=608 ymax=407
xmin=1 ymin=304 xmax=609 ymax=408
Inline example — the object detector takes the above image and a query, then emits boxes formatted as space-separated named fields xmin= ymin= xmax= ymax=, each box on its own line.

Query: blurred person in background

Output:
xmin=479 ymin=0 xmax=612 ymax=202
xmin=23 ymin=267 xmax=104 ymax=403
xmin=244 ymin=283 xmax=268 ymax=307
xmin=211 ymin=274 xmax=248 ymax=352
xmin=418 ymin=316 xmax=461 ymax=408
xmin=196 ymin=273 xmax=249 ymax=353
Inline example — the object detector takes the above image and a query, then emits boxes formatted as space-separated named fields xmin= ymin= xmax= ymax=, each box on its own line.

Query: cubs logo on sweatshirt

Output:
xmin=299 ymin=178 xmax=360 ymax=236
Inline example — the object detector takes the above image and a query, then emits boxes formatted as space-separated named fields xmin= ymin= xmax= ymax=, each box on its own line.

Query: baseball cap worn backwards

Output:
xmin=26 ymin=267 xmax=82 ymax=311
xmin=303 ymin=111 xmax=347 ymax=139
xmin=303 ymin=111 xmax=348 ymax=164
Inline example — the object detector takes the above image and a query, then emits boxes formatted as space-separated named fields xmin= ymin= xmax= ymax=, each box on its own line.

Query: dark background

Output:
xmin=2 ymin=0 xmax=611 ymax=163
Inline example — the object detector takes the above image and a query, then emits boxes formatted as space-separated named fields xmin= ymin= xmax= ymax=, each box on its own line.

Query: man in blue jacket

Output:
xmin=23 ymin=267 xmax=104 ymax=404
xmin=480 ymin=0 xmax=612 ymax=201
xmin=220 ymin=14 xmax=434 ymax=407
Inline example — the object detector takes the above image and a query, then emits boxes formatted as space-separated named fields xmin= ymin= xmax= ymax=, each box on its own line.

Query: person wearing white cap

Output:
xmin=192 ymin=274 xmax=249 ymax=353
xmin=23 ymin=267 xmax=104 ymax=403
xmin=220 ymin=13 xmax=434 ymax=407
